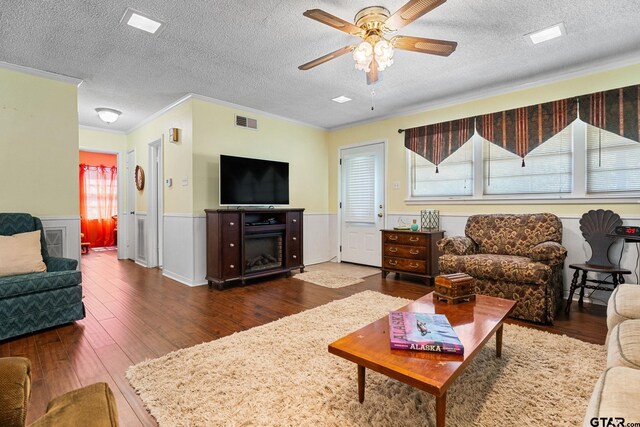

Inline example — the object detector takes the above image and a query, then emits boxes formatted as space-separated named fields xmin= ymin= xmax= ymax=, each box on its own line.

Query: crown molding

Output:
xmin=79 ymin=124 xmax=127 ymax=135
xmin=0 ymin=61 xmax=83 ymax=86
xmin=188 ymin=93 xmax=324 ymax=130
xmin=125 ymin=94 xmax=193 ymax=134
xmin=328 ymin=51 xmax=640 ymax=131
xmin=126 ymin=92 xmax=325 ymax=134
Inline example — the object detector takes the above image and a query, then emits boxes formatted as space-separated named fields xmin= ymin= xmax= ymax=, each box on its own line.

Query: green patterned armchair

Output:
xmin=438 ymin=213 xmax=567 ymax=323
xmin=0 ymin=213 xmax=84 ymax=341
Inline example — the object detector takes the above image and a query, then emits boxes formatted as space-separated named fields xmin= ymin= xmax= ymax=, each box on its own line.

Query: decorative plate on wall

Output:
xmin=135 ymin=165 xmax=145 ymax=191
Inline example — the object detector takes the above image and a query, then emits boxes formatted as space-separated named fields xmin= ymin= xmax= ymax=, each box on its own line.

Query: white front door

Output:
xmin=340 ymin=142 xmax=385 ymax=266
xmin=126 ymin=150 xmax=136 ymax=260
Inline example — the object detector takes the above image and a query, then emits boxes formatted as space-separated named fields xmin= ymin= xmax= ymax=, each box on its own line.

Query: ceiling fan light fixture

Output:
xmin=353 ymin=41 xmax=374 ymax=72
xmin=95 ymin=108 xmax=122 ymax=124
xmin=374 ymin=39 xmax=394 ymax=71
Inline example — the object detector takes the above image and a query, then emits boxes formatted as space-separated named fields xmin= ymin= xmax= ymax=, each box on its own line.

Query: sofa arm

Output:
xmin=46 ymin=256 xmax=78 ymax=272
xmin=529 ymin=241 xmax=567 ymax=266
xmin=0 ymin=357 xmax=31 ymax=427
xmin=437 ymin=236 xmax=477 ymax=255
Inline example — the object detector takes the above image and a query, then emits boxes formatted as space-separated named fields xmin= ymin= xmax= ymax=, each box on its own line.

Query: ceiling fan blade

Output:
xmin=298 ymin=45 xmax=356 ymax=71
xmin=303 ymin=9 xmax=364 ymax=36
xmin=385 ymin=0 xmax=447 ymax=31
xmin=366 ymin=59 xmax=379 ymax=85
xmin=392 ymin=35 xmax=457 ymax=56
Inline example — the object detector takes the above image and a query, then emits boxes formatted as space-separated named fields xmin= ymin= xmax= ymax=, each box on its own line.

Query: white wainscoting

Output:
xmin=162 ymin=214 xmax=206 ymax=287
xmin=161 ymin=212 xmax=336 ymax=287
xmin=386 ymin=212 xmax=640 ymax=306
xmin=40 ymin=216 xmax=81 ymax=267
xmin=304 ymin=213 xmax=335 ymax=265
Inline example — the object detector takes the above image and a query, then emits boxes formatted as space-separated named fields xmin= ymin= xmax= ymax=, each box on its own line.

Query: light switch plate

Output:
xmin=181 ymin=176 xmax=189 ymax=186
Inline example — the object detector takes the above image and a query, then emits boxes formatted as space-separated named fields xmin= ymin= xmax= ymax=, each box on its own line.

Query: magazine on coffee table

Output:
xmin=388 ymin=311 xmax=464 ymax=354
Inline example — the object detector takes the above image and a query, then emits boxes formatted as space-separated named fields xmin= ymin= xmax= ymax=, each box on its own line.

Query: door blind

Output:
xmin=343 ymin=155 xmax=375 ymax=223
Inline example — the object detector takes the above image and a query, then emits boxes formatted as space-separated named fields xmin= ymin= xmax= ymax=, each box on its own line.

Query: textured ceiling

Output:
xmin=1 ymin=0 xmax=640 ymax=132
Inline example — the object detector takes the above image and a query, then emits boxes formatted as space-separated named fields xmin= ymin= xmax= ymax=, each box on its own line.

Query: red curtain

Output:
xmin=79 ymin=164 xmax=117 ymax=248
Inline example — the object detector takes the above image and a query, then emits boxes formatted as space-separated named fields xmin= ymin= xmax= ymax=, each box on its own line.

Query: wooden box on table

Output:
xmin=435 ymin=273 xmax=475 ymax=304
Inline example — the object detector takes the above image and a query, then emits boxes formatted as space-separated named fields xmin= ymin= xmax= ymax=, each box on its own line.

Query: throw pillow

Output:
xmin=0 ymin=230 xmax=47 ymax=277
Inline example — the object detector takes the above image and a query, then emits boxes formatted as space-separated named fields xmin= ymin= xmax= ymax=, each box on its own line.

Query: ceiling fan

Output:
xmin=298 ymin=0 xmax=457 ymax=85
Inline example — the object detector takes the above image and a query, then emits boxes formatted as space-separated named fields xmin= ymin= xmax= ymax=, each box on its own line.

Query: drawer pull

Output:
xmin=388 ymin=235 xmax=398 ymax=241
xmin=389 ymin=247 xmax=398 ymax=253
xmin=230 ymin=264 xmax=235 ymax=269
xmin=292 ymin=219 xmax=297 ymax=223
xmin=388 ymin=259 xmax=398 ymax=266
xmin=292 ymin=255 xmax=297 ymax=259
xmin=410 ymin=249 xmax=419 ymax=255
xmin=292 ymin=237 xmax=297 ymax=241
xmin=229 ymin=243 xmax=235 ymax=247
xmin=229 ymin=222 xmax=235 ymax=226
xmin=409 ymin=237 xmax=419 ymax=242
xmin=409 ymin=263 xmax=419 ymax=268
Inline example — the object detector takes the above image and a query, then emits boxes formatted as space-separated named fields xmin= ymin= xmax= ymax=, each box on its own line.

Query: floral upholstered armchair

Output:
xmin=437 ymin=213 xmax=567 ymax=323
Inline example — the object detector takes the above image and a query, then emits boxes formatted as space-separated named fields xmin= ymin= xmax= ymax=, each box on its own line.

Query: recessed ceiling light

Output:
xmin=121 ymin=8 xmax=165 ymax=34
xmin=526 ymin=22 xmax=566 ymax=45
xmin=332 ymin=96 xmax=352 ymax=104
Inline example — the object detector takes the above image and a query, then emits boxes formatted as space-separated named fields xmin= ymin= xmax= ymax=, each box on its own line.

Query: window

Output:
xmin=410 ymin=140 xmax=473 ymax=197
xmin=482 ymin=126 xmax=572 ymax=195
xmin=586 ymin=125 xmax=640 ymax=194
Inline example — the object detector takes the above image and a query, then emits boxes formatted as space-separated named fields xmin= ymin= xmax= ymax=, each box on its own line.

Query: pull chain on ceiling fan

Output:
xmin=298 ymin=0 xmax=457 ymax=85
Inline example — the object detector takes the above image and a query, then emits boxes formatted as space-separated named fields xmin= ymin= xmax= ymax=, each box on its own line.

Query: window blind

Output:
xmin=482 ymin=126 xmax=572 ymax=195
xmin=411 ymin=140 xmax=473 ymax=197
xmin=587 ymin=125 xmax=640 ymax=193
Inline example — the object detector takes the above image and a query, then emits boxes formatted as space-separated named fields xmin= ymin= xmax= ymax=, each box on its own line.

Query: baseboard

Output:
xmin=163 ymin=268 xmax=207 ymax=287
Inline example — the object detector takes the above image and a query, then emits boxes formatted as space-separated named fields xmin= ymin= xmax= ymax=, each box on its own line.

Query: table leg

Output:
xmin=496 ymin=324 xmax=503 ymax=358
xmin=436 ymin=392 xmax=447 ymax=427
xmin=565 ymin=269 xmax=580 ymax=313
xmin=358 ymin=365 xmax=365 ymax=403
xmin=578 ymin=271 xmax=587 ymax=305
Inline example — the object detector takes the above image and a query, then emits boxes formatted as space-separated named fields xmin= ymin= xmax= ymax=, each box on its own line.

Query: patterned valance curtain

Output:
xmin=404 ymin=117 xmax=474 ymax=172
xmin=475 ymin=97 xmax=578 ymax=166
xmin=578 ymin=84 xmax=640 ymax=143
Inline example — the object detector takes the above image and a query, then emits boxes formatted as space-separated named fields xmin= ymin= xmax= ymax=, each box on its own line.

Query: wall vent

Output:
xmin=235 ymin=115 xmax=258 ymax=130
xmin=136 ymin=217 xmax=146 ymax=262
xmin=44 ymin=229 xmax=64 ymax=257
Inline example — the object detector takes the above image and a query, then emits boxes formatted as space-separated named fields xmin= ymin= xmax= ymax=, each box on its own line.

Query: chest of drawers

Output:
xmin=381 ymin=229 xmax=444 ymax=284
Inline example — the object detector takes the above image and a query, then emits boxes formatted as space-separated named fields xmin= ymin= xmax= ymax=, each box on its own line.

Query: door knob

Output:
xmin=378 ymin=212 xmax=383 ymax=217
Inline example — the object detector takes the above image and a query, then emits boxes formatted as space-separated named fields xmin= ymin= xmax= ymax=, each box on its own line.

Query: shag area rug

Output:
xmin=127 ymin=291 xmax=605 ymax=427
xmin=293 ymin=262 xmax=380 ymax=288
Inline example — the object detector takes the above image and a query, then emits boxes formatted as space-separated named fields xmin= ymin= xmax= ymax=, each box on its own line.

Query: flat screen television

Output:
xmin=219 ymin=155 xmax=289 ymax=206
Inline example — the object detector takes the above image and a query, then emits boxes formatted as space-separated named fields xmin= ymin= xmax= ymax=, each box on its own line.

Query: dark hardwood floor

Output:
xmin=0 ymin=251 xmax=607 ymax=426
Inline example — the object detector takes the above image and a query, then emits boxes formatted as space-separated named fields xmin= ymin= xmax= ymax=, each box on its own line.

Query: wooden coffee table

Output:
xmin=328 ymin=292 xmax=516 ymax=427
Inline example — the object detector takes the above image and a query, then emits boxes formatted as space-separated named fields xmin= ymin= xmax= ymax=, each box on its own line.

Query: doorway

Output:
xmin=126 ymin=149 xmax=136 ymax=260
xmin=339 ymin=141 xmax=386 ymax=267
xmin=147 ymin=139 xmax=163 ymax=268
xmin=79 ymin=150 xmax=121 ymax=255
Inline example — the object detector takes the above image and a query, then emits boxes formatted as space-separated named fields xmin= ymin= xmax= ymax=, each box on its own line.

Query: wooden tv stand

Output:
xmin=205 ymin=208 xmax=304 ymax=290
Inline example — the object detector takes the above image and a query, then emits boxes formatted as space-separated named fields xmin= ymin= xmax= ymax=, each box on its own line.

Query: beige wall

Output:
xmin=79 ymin=127 xmax=127 ymax=153
xmin=192 ymin=99 xmax=329 ymax=214
xmin=327 ymin=63 xmax=640 ymax=216
xmin=126 ymin=101 xmax=194 ymax=214
xmin=0 ymin=67 xmax=79 ymax=216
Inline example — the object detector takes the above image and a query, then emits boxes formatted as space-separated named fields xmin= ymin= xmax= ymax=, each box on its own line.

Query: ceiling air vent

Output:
xmin=235 ymin=115 xmax=258 ymax=130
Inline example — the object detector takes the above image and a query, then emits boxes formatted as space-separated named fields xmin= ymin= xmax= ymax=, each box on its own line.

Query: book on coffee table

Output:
xmin=388 ymin=311 xmax=464 ymax=354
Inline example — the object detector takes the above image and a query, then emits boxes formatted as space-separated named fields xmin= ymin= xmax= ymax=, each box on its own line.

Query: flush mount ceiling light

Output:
xmin=299 ymin=2 xmax=458 ymax=86
xmin=95 ymin=108 xmax=122 ymax=124
xmin=121 ymin=7 xmax=165 ymax=34
xmin=331 ymin=95 xmax=352 ymax=103
xmin=526 ymin=22 xmax=566 ymax=45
